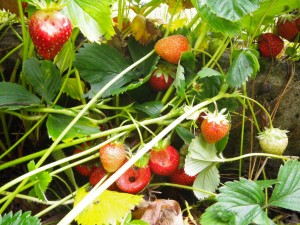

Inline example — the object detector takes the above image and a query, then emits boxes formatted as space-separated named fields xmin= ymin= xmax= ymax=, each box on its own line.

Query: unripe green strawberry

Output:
xmin=154 ymin=35 xmax=189 ymax=64
xmin=257 ymin=128 xmax=288 ymax=155
xmin=99 ymin=142 xmax=126 ymax=172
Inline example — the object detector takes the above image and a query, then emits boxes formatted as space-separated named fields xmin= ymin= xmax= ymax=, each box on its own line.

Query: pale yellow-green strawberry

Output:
xmin=257 ymin=128 xmax=288 ymax=155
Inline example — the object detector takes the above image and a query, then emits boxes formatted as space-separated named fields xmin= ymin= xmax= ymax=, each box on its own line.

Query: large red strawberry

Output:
xmin=89 ymin=166 xmax=107 ymax=186
xmin=28 ymin=9 xmax=72 ymax=60
xmin=201 ymin=108 xmax=230 ymax=144
xmin=169 ymin=167 xmax=197 ymax=186
xmin=116 ymin=165 xmax=151 ymax=194
xmin=276 ymin=16 xmax=299 ymax=42
xmin=257 ymin=127 xmax=288 ymax=155
xmin=154 ymin=35 xmax=189 ymax=64
xmin=257 ymin=33 xmax=284 ymax=58
xmin=149 ymin=145 xmax=180 ymax=176
xmin=99 ymin=142 xmax=126 ymax=172
xmin=149 ymin=63 xmax=176 ymax=91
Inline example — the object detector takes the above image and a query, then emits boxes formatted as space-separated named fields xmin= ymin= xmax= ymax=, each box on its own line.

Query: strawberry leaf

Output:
xmin=241 ymin=0 xmax=300 ymax=34
xmin=193 ymin=165 xmax=220 ymax=199
xmin=226 ymin=49 xmax=259 ymax=88
xmin=193 ymin=3 xmax=242 ymax=37
xmin=27 ymin=161 xmax=52 ymax=201
xmin=74 ymin=188 xmax=143 ymax=225
xmin=201 ymin=178 xmax=273 ymax=225
xmin=206 ymin=0 xmax=260 ymax=22
xmin=64 ymin=0 xmax=115 ymax=42
xmin=134 ymin=101 xmax=163 ymax=118
xmin=184 ymin=135 xmax=222 ymax=176
xmin=269 ymin=160 xmax=300 ymax=212
xmin=173 ymin=63 xmax=185 ymax=97
xmin=197 ymin=67 xmax=222 ymax=78
xmin=0 ymin=211 xmax=41 ymax=225
xmin=22 ymin=58 xmax=62 ymax=105
xmin=74 ymin=43 xmax=140 ymax=98
xmin=46 ymin=114 xmax=100 ymax=142
xmin=62 ymin=78 xmax=85 ymax=101
xmin=175 ymin=125 xmax=195 ymax=144
xmin=0 ymin=82 xmax=41 ymax=110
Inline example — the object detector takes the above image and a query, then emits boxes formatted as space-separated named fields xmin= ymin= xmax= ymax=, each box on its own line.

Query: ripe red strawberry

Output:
xmin=201 ymin=108 xmax=230 ymax=144
xmin=149 ymin=145 xmax=180 ymax=176
xmin=296 ymin=18 xmax=300 ymax=30
xmin=89 ymin=166 xmax=107 ymax=186
xmin=169 ymin=167 xmax=197 ymax=186
xmin=257 ymin=127 xmax=288 ymax=155
xmin=257 ymin=33 xmax=284 ymax=58
xmin=28 ymin=9 xmax=72 ymax=60
xmin=149 ymin=63 xmax=176 ymax=91
xmin=99 ymin=142 xmax=126 ymax=172
xmin=116 ymin=165 xmax=151 ymax=194
xmin=154 ymin=35 xmax=189 ymax=64
xmin=73 ymin=144 xmax=97 ymax=177
xmin=276 ymin=16 xmax=299 ymax=42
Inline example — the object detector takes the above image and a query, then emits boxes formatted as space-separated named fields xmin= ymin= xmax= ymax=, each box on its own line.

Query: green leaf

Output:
xmin=23 ymin=58 xmax=62 ymax=104
xmin=127 ymin=220 xmax=150 ymax=225
xmin=74 ymin=188 xmax=143 ymax=225
xmin=175 ymin=125 xmax=195 ymax=144
xmin=269 ymin=160 xmax=300 ymax=212
xmin=197 ymin=67 xmax=222 ymax=78
xmin=127 ymin=37 xmax=158 ymax=76
xmin=134 ymin=101 xmax=163 ymax=118
xmin=64 ymin=0 xmax=115 ymax=42
xmin=0 ymin=211 xmax=41 ymax=225
xmin=27 ymin=161 xmax=52 ymax=202
xmin=255 ymin=179 xmax=278 ymax=189
xmin=196 ymin=75 xmax=222 ymax=101
xmin=193 ymin=165 xmax=220 ymax=199
xmin=46 ymin=114 xmax=100 ymax=142
xmin=184 ymin=135 xmax=221 ymax=176
xmin=226 ymin=49 xmax=260 ymax=88
xmin=241 ymin=0 xmax=300 ymax=34
xmin=206 ymin=0 xmax=259 ymax=22
xmin=193 ymin=3 xmax=242 ymax=37
xmin=74 ymin=43 xmax=140 ymax=98
xmin=0 ymin=82 xmax=41 ymax=110
xmin=62 ymin=78 xmax=85 ymax=100
xmin=173 ymin=63 xmax=186 ymax=97
xmin=201 ymin=178 xmax=273 ymax=225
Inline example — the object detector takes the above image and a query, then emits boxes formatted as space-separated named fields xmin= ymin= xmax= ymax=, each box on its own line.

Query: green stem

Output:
xmin=0 ymin=50 xmax=155 ymax=213
xmin=239 ymin=88 xmax=246 ymax=177
xmin=193 ymin=22 xmax=209 ymax=51
xmin=149 ymin=182 xmax=217 ymax=197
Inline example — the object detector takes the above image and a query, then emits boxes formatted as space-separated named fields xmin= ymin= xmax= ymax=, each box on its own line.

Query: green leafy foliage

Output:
xmin=206 ymin=0 xmax=260 ymax=22
xmin=194 ymin=4 xmax=242 ymax=37
xmin=74 ymin=188 xmax=143 ymax=225
xmin=185 ymin=135 xmax=221 ymax=176
xmin=193 ymin=165 xmax=220 ymax=199
xmin=173 ymin=63 xmax=186 ymax=97
xmin=201 ymin=178 xmax=271 ymax=225
xmin=0 ymin=82 xmax=41 ymax=110
xmin=0 ymin=211 xmax=41 ymax=225
xmin=175 ymin=125 xmax=195 ymax=144
xmin=226 ymin=49 xmax=260 ymax=88
xmin=241 ymin=0 xmax=300 ymax=33
xmin=64 ymin=0 xmax=115 ymax=42
xmin=74 ymin=43 xmax=140 ymax=98
xmin=62 ymin=78 xmax=85 ymax=100
xmin=27 ymin=161 xmax=52 ymax=201
xmin=269 ymin=160 xmax=300 ymax=211
xmin=134 ymin=101 xmax=163 ymax=118
xmin=197 ymin=67 xmax=222 ymax=78
xmin=200 ymin=160 xmax=300 ymax=225
xmin=23 ymin=58 xmax=62 ymax=104
xmin=46 ymin=114 xmax=100 ymax=142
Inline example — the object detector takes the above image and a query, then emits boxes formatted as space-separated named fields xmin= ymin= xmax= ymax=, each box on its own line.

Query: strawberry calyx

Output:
xmin=26 ymin=0 xmax=67 ymax=11
xmin=202 ymin=108 xmax=229 ymax=125
xmin=257 ymin=127 xmax=289 ymax=142
xmin=152 ymin=63 xmax=177 ymax=82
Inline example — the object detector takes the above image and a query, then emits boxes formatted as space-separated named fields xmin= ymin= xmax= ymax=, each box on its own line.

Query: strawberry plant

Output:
xmin=0 ymin=0 xmax=299 ymax=224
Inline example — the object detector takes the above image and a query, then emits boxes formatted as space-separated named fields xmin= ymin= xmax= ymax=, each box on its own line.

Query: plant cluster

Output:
xmin=0 ymin=0 xmax=299 ymax=224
